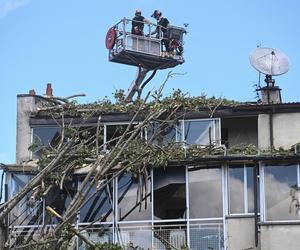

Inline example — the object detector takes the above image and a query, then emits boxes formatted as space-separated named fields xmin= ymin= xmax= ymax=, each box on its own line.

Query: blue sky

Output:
xmin=0 ymin=0 xmax=299 ymax=164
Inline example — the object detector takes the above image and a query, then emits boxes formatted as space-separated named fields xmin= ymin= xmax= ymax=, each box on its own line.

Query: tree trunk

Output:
xmin=0 ymin=221 xmax=7 ymax=250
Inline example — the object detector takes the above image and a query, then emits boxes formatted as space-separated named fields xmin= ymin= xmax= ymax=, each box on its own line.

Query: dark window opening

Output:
xmin=106 ymin=124 xmax=133 ymax=149
xmin=221 ymin=128 xmax=228 ymax=147
xmin=154 ymin=167 xmax=186 ymax=220
xmin=44 ymin=180 xmax=77 ymax=224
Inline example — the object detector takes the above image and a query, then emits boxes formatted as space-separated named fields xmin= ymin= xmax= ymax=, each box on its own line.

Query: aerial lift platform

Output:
xmin=105 ymin=18 xmax=187 ymax=101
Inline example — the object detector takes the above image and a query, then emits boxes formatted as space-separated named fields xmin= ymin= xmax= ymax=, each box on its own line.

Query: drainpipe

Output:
xmin=253 ymin=162 xmax=259 ymax=247
xmin=269 ymin=112 xmax=274 ymax=149
xmin=269 ymin=106 xmax=276 ymax=150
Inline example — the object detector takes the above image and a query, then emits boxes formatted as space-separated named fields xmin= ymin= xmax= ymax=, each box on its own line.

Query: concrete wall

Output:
xmin=16 ymin=95 xmax=37 ymax=163
xmin=258 ymin=113 xmax=300 ymax=150
xmin=261 ymin=224 xmax=300 ymax=250
xmin=226 ymin=217 xmax=259 ymax=250
xmin=222 ymin=117 xmax=258 ymax=147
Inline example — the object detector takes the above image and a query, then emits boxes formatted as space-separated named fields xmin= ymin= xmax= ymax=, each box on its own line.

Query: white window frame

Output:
xmin=177 ymin=118 xmax=221 ymax=146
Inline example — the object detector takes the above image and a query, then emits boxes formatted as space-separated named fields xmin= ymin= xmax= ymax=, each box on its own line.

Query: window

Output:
xmin=146 ymin=122 xmax=177 ymax=146
xmin=178 ymin=119 xmax=221 ymax=146
xmin=228 ymin=164 xmax=255 ymax=214
xmin=154 ymin=167 xmax=186 ymax=220
xmin=188 ymin=167 xmax=223 ymax=218
xmin=247 ymin=166 xmax=255 ymax=213
xmin=9 ymin=174 xmax=43 ymax=226
xmin=118 ymin=173 xmax=152 ymax=221
xmin=44 ymin=181 xmax=77 ymax=224
xmin=146 ymin=119 xmax=221 ymax=147
xmin=264 ymin=163 xmax=300 ymax=221
xmin=78 ymin=126 xmax=104 ymax=149
xmin=8 ymin=165 xmax=229 ymax=248
xmin=105 ymin=124 xmax=135 ymax=149
xmin=79 ymin=181 xmax=113 ymax=223
xmin=31 ymin=127 xmax=61 ymax=159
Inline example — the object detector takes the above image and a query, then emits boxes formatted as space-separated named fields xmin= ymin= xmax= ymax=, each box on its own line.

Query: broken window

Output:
xmin=44 ymin=180 xmax=77 ymax=224
xmin=228 ymin=164 xmax=255 ymax=214
xmin=188 ymin=167 xmax=223 ymax=218
xmin=31 ymin=127 xmax=61 ymax=159
xmin=153 ymin=167 xmax=186 ymax=220
xmin=79 ymin=180 xmax=113 ymax=223
xmin=118 ymin=172 xmax=152 ymax=221
xmin=178 ymin=119 xmax=221 ymax=146
xmin=9 ymin=174 xmax=43 ymax=226
xmin=264 ymin=163 xmax=300 ymax=221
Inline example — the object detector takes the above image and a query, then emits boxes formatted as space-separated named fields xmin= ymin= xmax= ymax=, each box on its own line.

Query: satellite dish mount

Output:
xmin=264 ymin=74 xmax=275 ymax=88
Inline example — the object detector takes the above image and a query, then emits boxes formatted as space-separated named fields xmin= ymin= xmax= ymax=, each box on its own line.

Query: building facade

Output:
xmin=2 ymin=85 xmax=300 ymax=250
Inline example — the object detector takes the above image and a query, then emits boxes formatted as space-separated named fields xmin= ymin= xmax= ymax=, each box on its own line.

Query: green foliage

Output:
xmin=227 ymin=144 xmax=258 ymax=155
xmin=60 ymin=224 xmax=76 ymax=249
xmin=114 ymin=89 xmax=126 ymax=104
xmin=37 ymin=148 xmax=54 ymax=169
xmin=28 ymin=142 xmax=40 ymax=152
xmin=37 ymin=89 xmax=244 ymax=118
xmin=260 ymin=143 xmax=300 ymax=156
xmin=88 ymin=242 xmax=122 ymax=250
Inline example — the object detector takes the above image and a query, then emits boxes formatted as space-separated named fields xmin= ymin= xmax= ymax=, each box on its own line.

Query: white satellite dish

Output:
xmin=249 ymin=47 xmax=290 ymax=76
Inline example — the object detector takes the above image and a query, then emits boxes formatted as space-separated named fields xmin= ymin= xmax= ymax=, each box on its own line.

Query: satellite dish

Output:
xmin=249 ymin=47 xmax=290 ymax=76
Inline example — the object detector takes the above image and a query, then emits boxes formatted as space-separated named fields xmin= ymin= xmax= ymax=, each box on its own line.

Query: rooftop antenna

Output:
xmin=256 ymin=42 xmax=262 ymax=89
xmin=249 ymin=47 xmax=290 ymax=103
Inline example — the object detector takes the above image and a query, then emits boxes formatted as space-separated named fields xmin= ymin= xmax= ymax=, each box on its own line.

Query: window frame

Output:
xmin=30 ymin=125 xmax=62 ymax=160
xmin=177 ymin=118 xmax=221 ymax=147
xmin=103 ymin=122 xmax=141 ymax=151
xmin=261 ymin=162 xmax=300 ymax=222
xmin=227 ymin=163 xmax=256 ymax=215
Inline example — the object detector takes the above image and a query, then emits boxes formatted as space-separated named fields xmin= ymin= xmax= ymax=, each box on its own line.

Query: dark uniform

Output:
xmin=156 ymin=17 xmax=170 ymax=52
xmin=132 ymin=15 xmax=145 ymax=36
